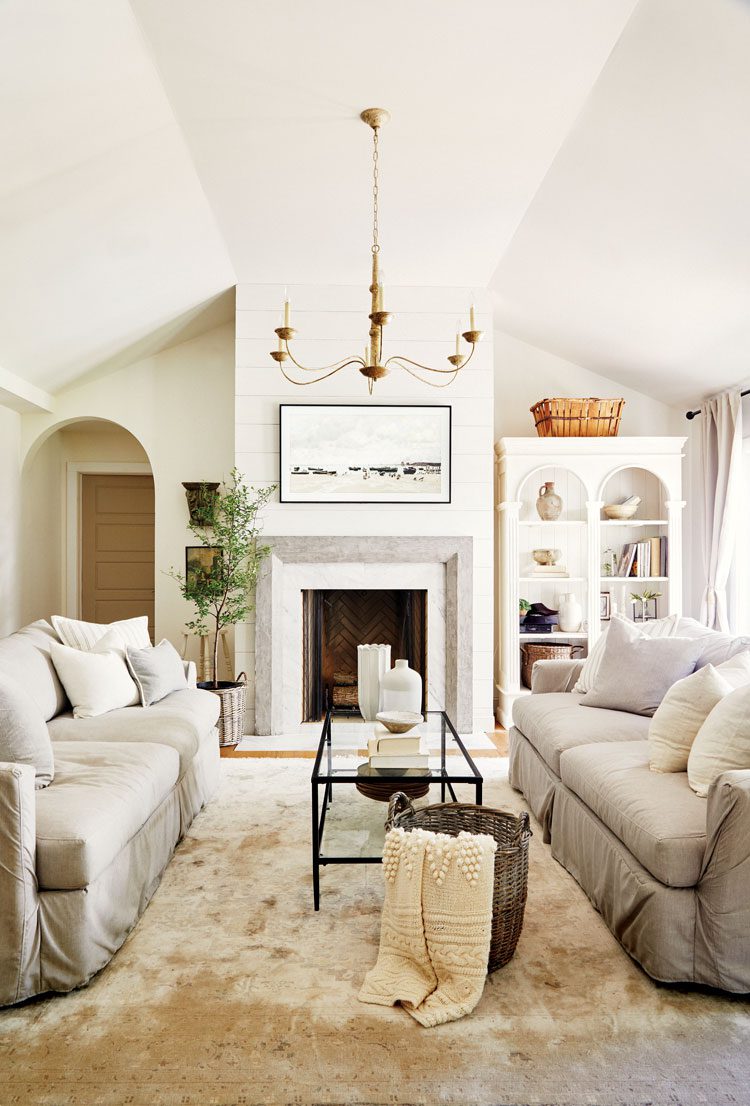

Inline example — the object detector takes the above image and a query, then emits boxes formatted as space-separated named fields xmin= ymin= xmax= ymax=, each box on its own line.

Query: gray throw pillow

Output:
xmin=0 ymin=672 xmax=54 ymax=788
xmin=580 ymin=616 xmax=704 ymax=716
xmin=126 ymin=639 xmax=188 ymax=707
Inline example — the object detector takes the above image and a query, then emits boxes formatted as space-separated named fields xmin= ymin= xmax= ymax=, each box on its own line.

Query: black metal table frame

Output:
xmin=311 ymin=708 xmax=483 ymax=909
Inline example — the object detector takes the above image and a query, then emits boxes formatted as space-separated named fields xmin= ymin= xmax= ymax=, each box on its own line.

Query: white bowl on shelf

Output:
xmin=603 ymin=503 xmax=638 ymax=521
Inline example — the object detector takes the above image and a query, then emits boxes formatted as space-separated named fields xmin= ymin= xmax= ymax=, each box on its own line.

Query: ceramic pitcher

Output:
xmin=557 ymin=593 xmax=583 ymax=633
xmin=536 ymin=481 xmax=563 ymax=521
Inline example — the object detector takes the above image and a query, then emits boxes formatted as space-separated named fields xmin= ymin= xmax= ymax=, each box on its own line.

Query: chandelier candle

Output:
xmin=270 ymin=107 xmax=483 ymax=393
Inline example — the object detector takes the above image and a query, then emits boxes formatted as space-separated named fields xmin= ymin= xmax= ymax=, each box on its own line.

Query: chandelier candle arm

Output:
xmin=269 ymin=106 xmax=483 ymax=391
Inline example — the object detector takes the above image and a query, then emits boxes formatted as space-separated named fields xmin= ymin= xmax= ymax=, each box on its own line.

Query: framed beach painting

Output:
xmin=279 ymin=404 xmax=452 ymax=504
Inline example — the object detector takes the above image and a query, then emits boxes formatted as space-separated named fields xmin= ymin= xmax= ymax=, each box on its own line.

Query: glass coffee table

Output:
xmin=311 ymin=708 xmax=483 ymax=909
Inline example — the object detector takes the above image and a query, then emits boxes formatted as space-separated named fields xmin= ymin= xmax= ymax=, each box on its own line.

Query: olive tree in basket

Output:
xmin=170 ymin=470 xmax=275 ymax=743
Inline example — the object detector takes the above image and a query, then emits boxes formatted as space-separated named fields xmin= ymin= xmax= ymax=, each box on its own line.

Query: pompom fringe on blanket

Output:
xmin=359 ymin=828 xmax=497 ymax=1027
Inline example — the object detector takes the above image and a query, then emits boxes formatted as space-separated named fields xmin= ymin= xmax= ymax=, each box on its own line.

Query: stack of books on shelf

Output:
xmin=528 ymin=563 xmax=569 ymax=578
xmin=368 ymin=722 xmax=429 ymax=769
xmin=617 ymin=537 xmax=668 ymax=578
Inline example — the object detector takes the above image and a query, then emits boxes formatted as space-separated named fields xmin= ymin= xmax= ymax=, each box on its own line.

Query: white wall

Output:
xmin=235 ymin=283 xmax=495 ymax=734
xmin=0 ymin=406 xmax=22 ymax=636
xmin=494 ymin=330 xmax=684 ymax=438
xmin=20 ymin=324 xmax=235 ymax=659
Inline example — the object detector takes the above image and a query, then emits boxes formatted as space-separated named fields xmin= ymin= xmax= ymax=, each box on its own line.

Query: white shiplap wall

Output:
xmin=234 ymin=283 xmax=494 ymax=734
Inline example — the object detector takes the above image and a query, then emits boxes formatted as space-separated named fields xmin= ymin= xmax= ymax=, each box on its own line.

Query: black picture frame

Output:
xmin=600 ymin=591 xmax=612 ymax=621
xmin=278 ymin=403 xmax=452 ymax=504
xmin=185 ymin=546 xmax=222 ymax=590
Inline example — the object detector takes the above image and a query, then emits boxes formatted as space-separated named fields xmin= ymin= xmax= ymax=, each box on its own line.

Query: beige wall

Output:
xmin=21 ymin=424 xmax=149 ymax=628
xmin=20 ymin=323 xmax=235 ymax=661
xmin=0 ymin=406 xmax=22 ymax=636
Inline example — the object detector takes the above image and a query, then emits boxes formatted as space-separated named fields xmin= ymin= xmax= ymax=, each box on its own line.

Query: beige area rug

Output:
xmin=1 ymin=759 xmax=749 ymax=1106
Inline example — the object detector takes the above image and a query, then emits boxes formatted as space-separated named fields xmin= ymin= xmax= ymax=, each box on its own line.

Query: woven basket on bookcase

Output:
xmin=385 ymin=792 xmax=531 ymax=973
xmin=520 ymin=642 xmax=583 ymax=689
xmin=198 ymin=673 xmax=246 ymax=746
xmin=530 ymin=397 xmax=625 ymax=437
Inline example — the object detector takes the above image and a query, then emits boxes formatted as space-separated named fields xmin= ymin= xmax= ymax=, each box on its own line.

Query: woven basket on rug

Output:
xmin=530 ymin=397 xmax=624 ymax=437
xmin=520 ymin=642 xmax=584 ymax=689
xmin=385 ymin=792 xmax=532 ymax=973
xmin=198 ymin=673 xmax=247 ymax=746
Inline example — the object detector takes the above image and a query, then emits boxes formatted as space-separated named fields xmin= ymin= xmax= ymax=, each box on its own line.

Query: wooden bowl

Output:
xmin=376 ymin=711 xmax=423 ymax=734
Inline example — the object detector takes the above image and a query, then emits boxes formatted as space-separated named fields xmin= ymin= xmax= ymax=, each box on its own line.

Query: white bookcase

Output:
xmin=494 ymin=437 xmax=686 ymax=728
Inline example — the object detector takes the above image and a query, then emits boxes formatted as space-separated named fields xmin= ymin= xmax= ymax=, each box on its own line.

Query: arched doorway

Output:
xmin=21 ymin=418 xmax=154 ymax=636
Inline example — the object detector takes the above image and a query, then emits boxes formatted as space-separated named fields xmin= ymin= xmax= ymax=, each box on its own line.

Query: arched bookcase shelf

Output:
xmin=494 ymin=437 xmax=686 ymax=728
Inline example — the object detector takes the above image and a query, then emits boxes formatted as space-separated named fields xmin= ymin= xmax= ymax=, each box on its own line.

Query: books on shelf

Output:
xmin=616 ymin=537 xmax=668 ymax=578
xmin=529 ymin=564 xmax=569 ymax=577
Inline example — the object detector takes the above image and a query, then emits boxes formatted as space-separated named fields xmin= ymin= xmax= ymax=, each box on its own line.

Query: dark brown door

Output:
xmin=80 ymin=473 xmax=155 ymax=640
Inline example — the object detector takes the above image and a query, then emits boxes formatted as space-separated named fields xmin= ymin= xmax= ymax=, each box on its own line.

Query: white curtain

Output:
xmin=700 ymin=389 xmax=743 ymax=631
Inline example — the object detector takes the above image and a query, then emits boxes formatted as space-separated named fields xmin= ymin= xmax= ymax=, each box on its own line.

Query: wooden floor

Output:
xmin=220 ymin=727 xmax=508 ymax=759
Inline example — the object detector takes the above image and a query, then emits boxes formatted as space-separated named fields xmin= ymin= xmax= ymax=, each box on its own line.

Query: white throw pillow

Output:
xmin=688 ymin=683 xmax=750 ymax=797
xmin=715 ymin=651 xmax=750 ymax=689
xmin=126 ymin=639 xmax=187 ymax=707
xmin=51 ymin=614 xmax=150 ymax=652
xmin=648 ymin=664 xmax=732 ymax=773
xmin=574 ymin=614 xmax=679 ymax=694
xmin=50 ymin=637 xmax=140 ymax=718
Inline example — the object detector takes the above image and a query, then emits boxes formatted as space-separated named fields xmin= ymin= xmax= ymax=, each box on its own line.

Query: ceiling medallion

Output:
xmin=270 ymin=108 xmax=483 ymax=394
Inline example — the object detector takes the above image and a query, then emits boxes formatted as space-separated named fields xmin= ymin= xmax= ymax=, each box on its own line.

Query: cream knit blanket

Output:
xmin=359 ymin=827 xmax=497 ymax=1027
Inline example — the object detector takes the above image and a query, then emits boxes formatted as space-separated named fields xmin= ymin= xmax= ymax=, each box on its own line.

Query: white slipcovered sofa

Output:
xmin=509 ymin=618 xmax=750 ymax=993
xmin=0 ymin=620 xmax=220 ymax=1006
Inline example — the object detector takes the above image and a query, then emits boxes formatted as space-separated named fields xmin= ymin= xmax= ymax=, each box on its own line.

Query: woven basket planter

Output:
xmin=520 ymin=642 xmax=583 ymax=689
xmin=530 ymin=397 xmax=624 ymax=437
xmin=197 ymin=674 xmax=246 ymax=746
xmin=386 ymin=792 xmax=531 ymax=973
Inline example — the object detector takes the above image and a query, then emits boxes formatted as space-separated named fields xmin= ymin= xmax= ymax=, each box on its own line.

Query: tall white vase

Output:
xmin=557 ymin=593 xmax=583 ymax=633
xmin=380 ymin=659 xmax=422 ymax=714
xmin=357 ymin=644 xmax=391 ymax=721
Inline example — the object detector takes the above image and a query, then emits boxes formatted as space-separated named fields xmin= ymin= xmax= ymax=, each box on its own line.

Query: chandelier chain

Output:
xmin=371 ymin=126 xmax=379 ymax=253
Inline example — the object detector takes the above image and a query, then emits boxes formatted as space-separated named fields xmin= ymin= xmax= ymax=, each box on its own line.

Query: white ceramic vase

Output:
xmin=557 ymin=593 xmax=583 ymax=633
xmin=380 ymin=659 xmax=422 ymax=715
xmin=357 ymin=644 xmax=391 ymax=721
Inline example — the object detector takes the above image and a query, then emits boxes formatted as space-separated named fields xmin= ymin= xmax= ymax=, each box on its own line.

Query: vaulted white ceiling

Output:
xmin=0 ymin=0 xmax=748 ymax=406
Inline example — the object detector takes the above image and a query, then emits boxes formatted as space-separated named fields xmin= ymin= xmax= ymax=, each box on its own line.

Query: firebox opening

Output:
xmin=302 ymin=589 xmax=427 ymax=722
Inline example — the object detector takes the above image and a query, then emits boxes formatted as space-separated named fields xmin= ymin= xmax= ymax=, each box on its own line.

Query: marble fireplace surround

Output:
xmin=254 ymin=536 xmax=473 ymax=735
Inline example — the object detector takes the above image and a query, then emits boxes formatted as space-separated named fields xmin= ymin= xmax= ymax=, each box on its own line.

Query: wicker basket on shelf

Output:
xmin=386 ymin=792 xmax=531 ymax=973
xmin=520 ymin=642 xmax=583 ymax=689
xmin=530 ymin=397 xmax=624 ymax=437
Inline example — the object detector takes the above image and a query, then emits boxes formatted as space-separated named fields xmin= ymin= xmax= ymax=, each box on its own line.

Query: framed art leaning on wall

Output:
xmin=279 ymin=404 xmax=452 ymax=504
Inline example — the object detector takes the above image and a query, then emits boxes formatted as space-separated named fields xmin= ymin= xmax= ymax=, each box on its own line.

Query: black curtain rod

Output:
xmin=686 ymin=388 xmax=750 ymax=419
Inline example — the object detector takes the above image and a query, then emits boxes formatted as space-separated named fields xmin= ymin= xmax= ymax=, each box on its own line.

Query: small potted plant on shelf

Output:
xmin=170 ymin=469 xmax=275 ymax=745
xmin=629 ymin=587 xmax=662 ymax=623
xmin=519 ymin=598 xmax=531 ymax=626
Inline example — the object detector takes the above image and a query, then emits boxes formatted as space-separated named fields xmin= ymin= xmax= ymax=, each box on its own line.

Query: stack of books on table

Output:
xmin=367 ymin=723 xmax=429 ymax=769
xmin=529 ymin=563 xmax=569 ymax=578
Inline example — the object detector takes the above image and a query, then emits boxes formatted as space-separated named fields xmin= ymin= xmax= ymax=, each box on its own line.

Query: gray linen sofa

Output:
xmin=509 ymin=619 xmax=750 ymax=993
xmin=0 ymin=620 xmax=221 ymax=1007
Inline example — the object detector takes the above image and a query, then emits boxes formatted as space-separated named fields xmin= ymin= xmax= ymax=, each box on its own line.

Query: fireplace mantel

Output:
xmin=254 ymin=536 xmax=473 ymax=734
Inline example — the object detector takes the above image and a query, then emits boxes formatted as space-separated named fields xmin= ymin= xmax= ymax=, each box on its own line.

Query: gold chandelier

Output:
xmin=270 ymin=107 xmax=483 ymax=394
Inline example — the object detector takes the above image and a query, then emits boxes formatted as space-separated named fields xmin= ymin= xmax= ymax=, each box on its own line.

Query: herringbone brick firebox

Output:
xmin=301 ymin=589 xmax=427 ymax=721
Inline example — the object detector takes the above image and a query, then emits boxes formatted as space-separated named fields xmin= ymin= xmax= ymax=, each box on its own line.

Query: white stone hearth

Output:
xmin=254 ymin=536 xmax=473 ymax=734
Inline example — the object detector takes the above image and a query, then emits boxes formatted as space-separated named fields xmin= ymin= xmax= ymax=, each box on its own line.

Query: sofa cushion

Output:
xmin=580 ymin=616 xmax=703 ymax=716
xmin=675 ymin=618 xmax=750 ymax=670
xmin=559 ymin=741 xmax=707 ymax=887
xmin=36 ymin=741 xmax=179 ymax=890
xmin=512 ymin=692 xmax=649 ymax=776
xmin=47 ymin=687 xmax=220 ymax=778
xmin=0 ymin=620 xmax=69 ymax=721
xmin=0 ymin=673 xmax=54 ymax=787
